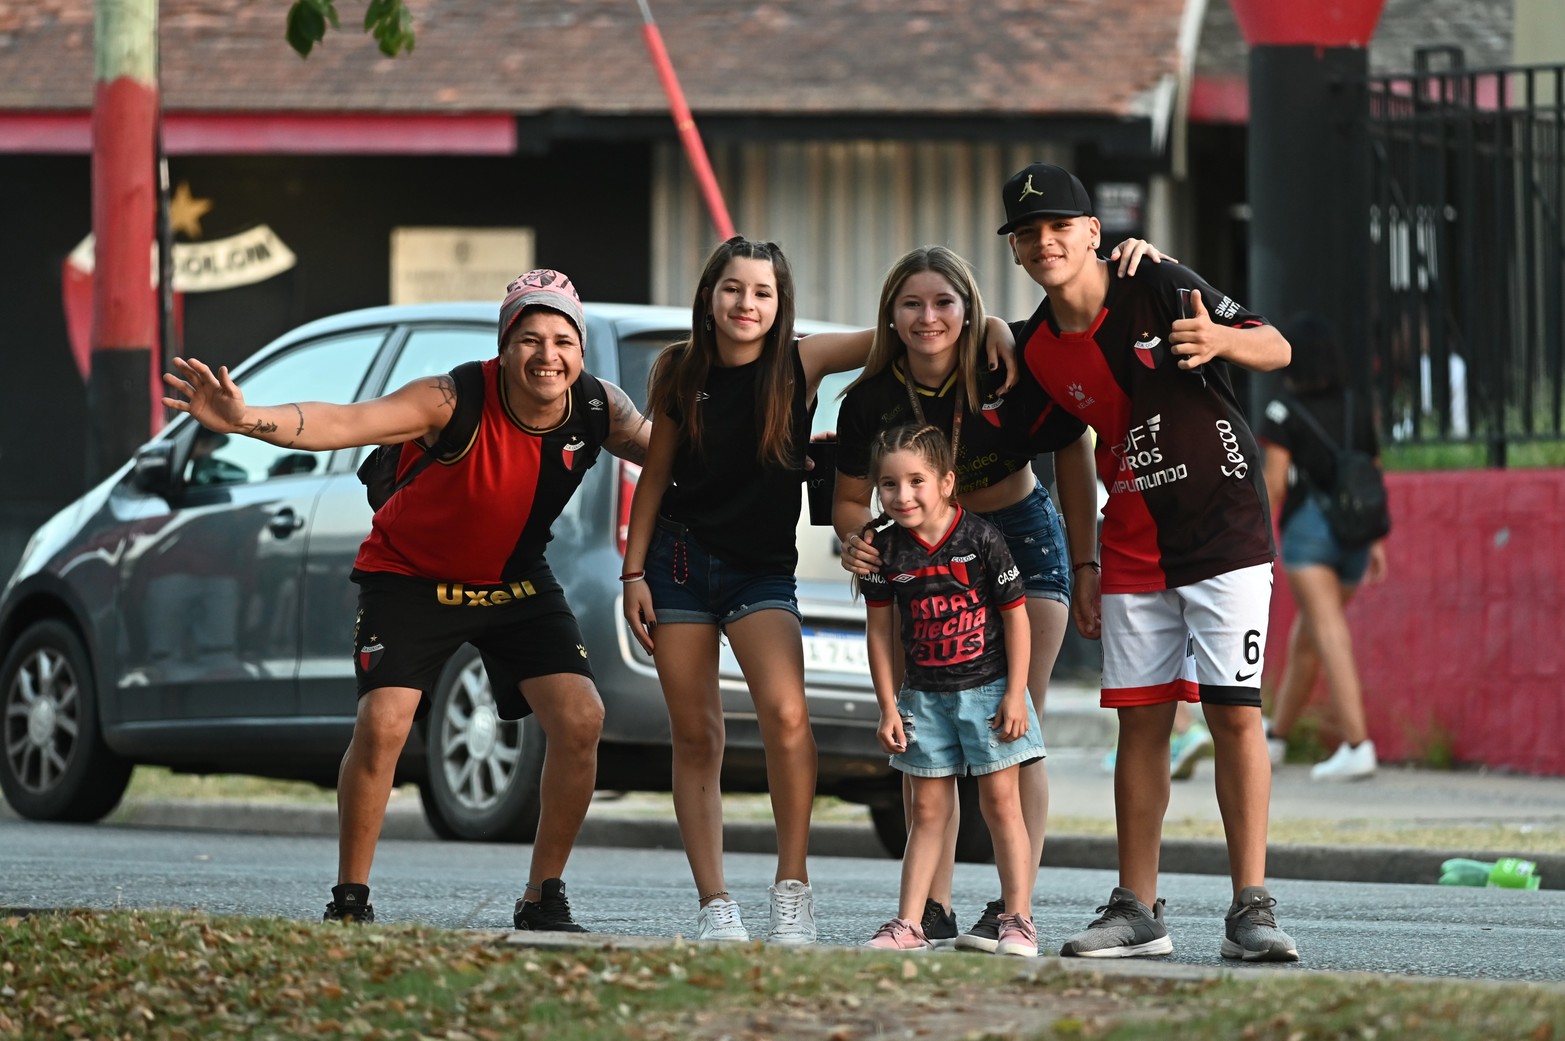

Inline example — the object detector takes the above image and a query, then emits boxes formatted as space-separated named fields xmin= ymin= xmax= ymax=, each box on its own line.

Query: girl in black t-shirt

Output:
xmin=619 ymin=237 xmax=873 ymax=945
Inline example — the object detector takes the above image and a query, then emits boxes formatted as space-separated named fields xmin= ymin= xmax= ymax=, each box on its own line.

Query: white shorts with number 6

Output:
xmin=1100 ymin=562 xmax=1272 ymax=709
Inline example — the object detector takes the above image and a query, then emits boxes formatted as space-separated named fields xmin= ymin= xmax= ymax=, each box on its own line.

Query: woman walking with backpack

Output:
xmin=1259 ymin=312 xmax=1389 ymax=781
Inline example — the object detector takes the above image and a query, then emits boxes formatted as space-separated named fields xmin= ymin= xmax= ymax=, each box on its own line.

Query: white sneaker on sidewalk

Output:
xmin=766 ymin=879 xmax=817 ymax=945
xmin=695 ymin=898 xmax=749 ymax=941
xmin=1310 ymin=739 xmax=1378 ymax=781
xmin=1262 ymin=718 xmax=1287 ymax=766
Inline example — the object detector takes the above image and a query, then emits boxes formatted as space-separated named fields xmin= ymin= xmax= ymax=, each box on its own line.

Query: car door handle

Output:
xmin=267 ymin=508 xmax=306 ymax=538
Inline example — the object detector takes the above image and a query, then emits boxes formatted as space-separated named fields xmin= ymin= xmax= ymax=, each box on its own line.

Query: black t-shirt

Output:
xmin=660 ymin=344 xmax=814 ymax=573
xmin=860 ymin=507 xmax=1027 ymax=692
xmin=1258 ymin=388 xmax=1381 ymax=527
xmin=1015 ymin=262 xmax=1276 ymax=593
xmin=836 ymin=360 xmax=1084 ymax=495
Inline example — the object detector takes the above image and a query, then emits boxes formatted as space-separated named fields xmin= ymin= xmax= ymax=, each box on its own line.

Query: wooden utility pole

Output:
xmin=89 ymin=0 xmax=158 ymax=481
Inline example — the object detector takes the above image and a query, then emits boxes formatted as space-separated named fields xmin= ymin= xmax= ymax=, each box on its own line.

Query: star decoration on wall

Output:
xmin=168 ymin=182 xmax=214 ymax=238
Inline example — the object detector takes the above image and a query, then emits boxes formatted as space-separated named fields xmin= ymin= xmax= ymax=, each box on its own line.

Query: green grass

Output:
xmin=1 ymin=910 xmax=1560 ymax=1040
xmin=118 ymin=769 xmax=1565 ymax=854
xmin=1383 ymin=440 xmax=1565 ymax=471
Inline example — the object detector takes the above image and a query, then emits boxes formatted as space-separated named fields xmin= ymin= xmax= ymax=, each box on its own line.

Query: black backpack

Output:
xmin=357 ymin=360 xmax=487 ymax=511
xmin=1286 ymin=391 xmax=1391 ymax=548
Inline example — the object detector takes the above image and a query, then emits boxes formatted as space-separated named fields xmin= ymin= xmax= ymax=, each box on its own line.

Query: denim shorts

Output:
xmin=644 ymin=517 xmax=801 ymax=626
xmin=891 ymin=680 xmax=1046 ymax=778
xmin=974 ymin=482 xmax=1071 ymax=606
xmin=1281 ymin=495 xmax=1370 ymax=585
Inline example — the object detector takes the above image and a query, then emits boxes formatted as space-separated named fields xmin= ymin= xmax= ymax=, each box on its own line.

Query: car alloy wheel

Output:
xmin=417 ymin=645 xmax=545 ymax=842
xmin=0 ymin=620 xmax=131 ymax=821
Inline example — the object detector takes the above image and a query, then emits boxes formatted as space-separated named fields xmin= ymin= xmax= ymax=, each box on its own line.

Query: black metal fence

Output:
xmin=1367 ymin=49 xmax=1564 ymax=464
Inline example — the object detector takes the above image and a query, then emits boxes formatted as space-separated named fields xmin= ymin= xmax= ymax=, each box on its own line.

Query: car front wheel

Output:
xmin=417 ymin=645 xmax=545 ymax=842
xmin=0 ymin=619 xmax=132 ymax=821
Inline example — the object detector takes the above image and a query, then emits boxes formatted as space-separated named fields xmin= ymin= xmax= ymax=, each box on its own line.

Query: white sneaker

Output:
xmin=767 ymin=879 xmax=817 ymax=945
xmin=695 ymin=898 xmax=749 ymax=941
xmin=1309 ymin=739 xmax=1378 ymax=781
xmin=1262 ymin=718 xmax=1287 ymax=766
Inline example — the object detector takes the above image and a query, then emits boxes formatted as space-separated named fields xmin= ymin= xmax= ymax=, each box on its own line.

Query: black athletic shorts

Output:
xmin=350 ymin=569 xmax=594 ymax=720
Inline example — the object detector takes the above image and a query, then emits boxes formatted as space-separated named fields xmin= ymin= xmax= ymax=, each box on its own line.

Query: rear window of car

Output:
xmin=614 ymin=331 xmax=857 ymax=431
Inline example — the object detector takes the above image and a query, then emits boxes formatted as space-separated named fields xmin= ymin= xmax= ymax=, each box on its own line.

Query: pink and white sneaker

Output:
xmin=864 ymin=917 xmax=933 ymax=951
xmin=995 ymin=912 xmax=1038 ymax=957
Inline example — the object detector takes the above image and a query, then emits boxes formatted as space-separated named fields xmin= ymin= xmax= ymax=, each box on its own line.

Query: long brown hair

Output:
xmin=647 ymin=237 xmax=800 ymax=467
xmin=842 ymin=246 xmax=988 ymax=412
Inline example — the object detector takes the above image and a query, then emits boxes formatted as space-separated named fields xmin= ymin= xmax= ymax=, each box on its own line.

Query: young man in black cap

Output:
xmin=998 ymin=163 xmax=1300 ymax=962
xmin=163 ymin=269 xmax=650 ymax=931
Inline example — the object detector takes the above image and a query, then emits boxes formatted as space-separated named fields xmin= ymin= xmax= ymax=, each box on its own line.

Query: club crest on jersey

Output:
xmin=358 ymin=641 xmax=384 ymax=672
xmin=1133 ymin=332 xmax=1161 ymax=369
xmin=561 ymin=436 xmax=586 ymax=470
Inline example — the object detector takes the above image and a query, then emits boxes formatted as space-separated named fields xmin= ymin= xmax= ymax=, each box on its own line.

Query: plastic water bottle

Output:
xmin=1438 ymin=858 xmax=1495 ymax=887
xmin=1438 ymin=857 xmax=1543 ymax=890
xmin=1487 ymin=857 xmax=1542 ymax=890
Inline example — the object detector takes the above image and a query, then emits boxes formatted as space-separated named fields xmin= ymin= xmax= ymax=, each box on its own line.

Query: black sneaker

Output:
xmin=1058 ymin=887 xmax=1172 ymax=958
xmin=953 ymin=898 xmax=1004 ymax=953
xmin=323 ymin=883 xmax=374 ymax=924
xmin=513 ymin=878 xmax=588 ymax=932
xmin=920 ymin=898 xmax=958 ymax=948
xmin=1221 ymin=885 xmax=1299 ymax=962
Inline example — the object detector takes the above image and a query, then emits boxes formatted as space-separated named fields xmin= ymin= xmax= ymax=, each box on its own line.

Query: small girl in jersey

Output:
xmin=859 ymin=424 xmax=1041 ymax=956
xmin=619 ymin=236 xmax=875 ymax=944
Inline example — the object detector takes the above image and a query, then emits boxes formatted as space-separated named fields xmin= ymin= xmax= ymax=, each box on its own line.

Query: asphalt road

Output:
xmin=4 ymin=818 xmax=1563 ymax=983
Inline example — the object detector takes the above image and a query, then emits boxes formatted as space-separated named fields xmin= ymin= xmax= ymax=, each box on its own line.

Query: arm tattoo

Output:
xmin=606 ymin=433 xmax=648 ymax=465
xmin=247 ymin=420 xmax=278 ymax=436
xmin=287 ymin=403 xmax=304 ymax=447
xmin=434 ymin=374 xmax=457 ymax=410
xmin=605 ymin=382 xmax=650 ymax=463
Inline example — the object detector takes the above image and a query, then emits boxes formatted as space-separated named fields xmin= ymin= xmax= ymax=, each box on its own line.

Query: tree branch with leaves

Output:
xmin=286 ymin=0 xmax=415 ymax=58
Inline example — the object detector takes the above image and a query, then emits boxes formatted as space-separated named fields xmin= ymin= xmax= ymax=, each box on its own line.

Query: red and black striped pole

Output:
xmin=89 ymin=0 xmax=159 ymax=480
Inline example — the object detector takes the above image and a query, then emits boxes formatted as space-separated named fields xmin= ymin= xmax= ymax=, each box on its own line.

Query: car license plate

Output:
xmin=801 ymin=628 xmax=869 ymax=674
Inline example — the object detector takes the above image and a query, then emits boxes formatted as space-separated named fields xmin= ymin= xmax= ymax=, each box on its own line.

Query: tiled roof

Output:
xmin=0 ymin=0 xmax=1188 ymax=116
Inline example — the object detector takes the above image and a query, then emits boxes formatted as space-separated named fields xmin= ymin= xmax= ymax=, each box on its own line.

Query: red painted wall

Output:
xmin=1267 ymin=470 xmax=1565 ymax=776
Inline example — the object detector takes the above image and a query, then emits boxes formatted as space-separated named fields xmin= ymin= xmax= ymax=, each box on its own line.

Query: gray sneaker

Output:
xmin=1221 ymin=885 xmax=1299 ymax=962
xmin=1058 ymin=887 xmax=1173 ymax=958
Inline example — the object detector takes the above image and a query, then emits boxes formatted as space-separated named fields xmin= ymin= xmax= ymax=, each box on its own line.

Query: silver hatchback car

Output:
xmin=0 ymin=302 xmax=925 ymax=854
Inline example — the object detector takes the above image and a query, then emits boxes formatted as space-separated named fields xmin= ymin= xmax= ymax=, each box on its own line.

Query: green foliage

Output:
xmin=286 ymin=0 xmax=415 ymax=59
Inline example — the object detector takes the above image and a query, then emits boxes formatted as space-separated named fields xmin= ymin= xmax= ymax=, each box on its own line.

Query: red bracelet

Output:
xmin=619 ymin=571 xmax=645 ymax=582
xmin=1072 ymin=561 xmax=1100 ymax=573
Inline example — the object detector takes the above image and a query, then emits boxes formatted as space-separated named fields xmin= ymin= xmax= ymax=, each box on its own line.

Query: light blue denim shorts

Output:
xmin=974 ymin=482 xmax=1071 ymax=606
xmin=644 ymin=517 xmax=800 ymax=626
xmin=891 ymin=680 xmax=1046 ymax=778
xmin=1281 ymin=495 xmax=1371 ymax=585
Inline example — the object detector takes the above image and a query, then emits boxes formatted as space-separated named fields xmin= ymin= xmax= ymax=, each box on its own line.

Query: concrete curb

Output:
xmin=85 ymin=799 xmax=1565 ymax=891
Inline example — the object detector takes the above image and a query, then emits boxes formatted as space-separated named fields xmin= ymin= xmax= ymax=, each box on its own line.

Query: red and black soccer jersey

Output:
xmin=860 ymin=506 xmax=1027 ymax=692
xmin=353 ymin=357 xmax=611 ymax=586
xmin=1015 ymin=263 xmax=1275 ymax=593
xmin=837 ymin=361 xmax=1084 ymax=496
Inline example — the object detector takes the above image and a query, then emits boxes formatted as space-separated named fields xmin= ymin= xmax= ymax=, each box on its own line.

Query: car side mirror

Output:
xmin=131 ymin=441 xmax=176 ymax=496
